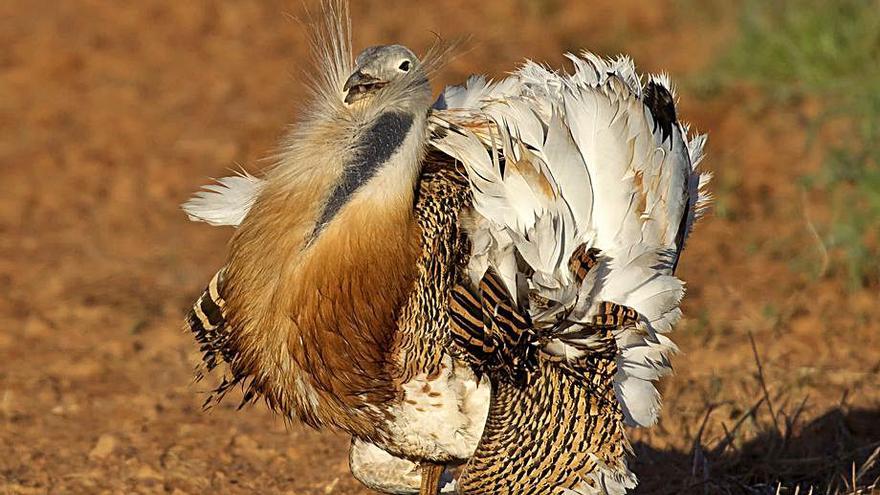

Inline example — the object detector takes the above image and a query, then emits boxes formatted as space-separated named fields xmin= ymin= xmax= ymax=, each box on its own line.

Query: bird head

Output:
xmin=343 ymin=44 xmax=431 ymax=110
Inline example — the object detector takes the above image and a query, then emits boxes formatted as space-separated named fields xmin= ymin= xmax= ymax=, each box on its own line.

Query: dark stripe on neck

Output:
xmin=309 ymin=111 xmax=415 ymax=242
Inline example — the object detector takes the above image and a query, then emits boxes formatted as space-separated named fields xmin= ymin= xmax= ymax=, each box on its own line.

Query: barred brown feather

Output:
xmin=450 ymin=246 xmax=642 ymax=493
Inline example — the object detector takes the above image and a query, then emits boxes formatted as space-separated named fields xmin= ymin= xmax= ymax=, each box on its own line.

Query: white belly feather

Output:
xmin=386 ymin=354 xmax=489 ymax=461
xmin=349 ymin=355 xmax=489 ymax=494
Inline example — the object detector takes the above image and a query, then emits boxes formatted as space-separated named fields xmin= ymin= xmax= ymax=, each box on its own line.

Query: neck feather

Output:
xmin=221 ymin=108 xmax=427 ymax=437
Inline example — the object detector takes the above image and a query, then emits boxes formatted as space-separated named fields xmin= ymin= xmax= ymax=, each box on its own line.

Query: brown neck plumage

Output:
xmin=221 ymin=136 xmax=422 ymax=438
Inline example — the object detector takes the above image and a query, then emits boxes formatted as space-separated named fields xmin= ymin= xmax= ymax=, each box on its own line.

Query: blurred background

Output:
xmin=2 ymin=0 xmax=878 ymax=493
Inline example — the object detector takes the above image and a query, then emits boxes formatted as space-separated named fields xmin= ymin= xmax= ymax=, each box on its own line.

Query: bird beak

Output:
xmin=343 ymin=70 xmax=387 ymax=104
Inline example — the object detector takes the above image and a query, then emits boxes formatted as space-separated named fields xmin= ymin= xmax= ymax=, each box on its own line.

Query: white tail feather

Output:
xmin=432 ymin=52 xmax=710 ymax=427
xmin=181 ymin=172 xmax=263 ymax=227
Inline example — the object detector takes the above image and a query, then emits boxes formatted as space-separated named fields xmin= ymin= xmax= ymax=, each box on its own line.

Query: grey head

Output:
xmin=306 ymin=44 xmax=433 ymax=242
xmin=343 ymin=44 xmax=429 ymax=106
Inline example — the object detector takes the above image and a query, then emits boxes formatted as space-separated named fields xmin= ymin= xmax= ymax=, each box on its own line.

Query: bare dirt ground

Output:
xmin=2 ymin=1 xmax=878 ymax=494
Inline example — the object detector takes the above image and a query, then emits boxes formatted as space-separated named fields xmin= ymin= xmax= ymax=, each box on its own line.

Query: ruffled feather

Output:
xmin=432 ymin=52 xmax=710 ymax=427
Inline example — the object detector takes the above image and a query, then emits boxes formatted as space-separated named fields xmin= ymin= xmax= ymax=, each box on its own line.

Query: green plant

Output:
xmin=819 ymin=93 xmax=880 ymax=287
xmin=718 ymin=0 xmax=880 ymax=288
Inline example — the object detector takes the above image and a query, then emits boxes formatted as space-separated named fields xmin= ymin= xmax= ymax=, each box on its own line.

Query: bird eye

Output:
xmin=398 ymin=60 xmax=411 ymax=72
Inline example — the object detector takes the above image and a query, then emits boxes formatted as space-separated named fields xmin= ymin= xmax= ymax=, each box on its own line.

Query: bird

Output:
xmin=429 ymin=60 xmax=711 ymax=493
xmin=184 ymin=3 xmax=487 ymax=494
xmin=182 ymin=3 xmax=710 ymax=494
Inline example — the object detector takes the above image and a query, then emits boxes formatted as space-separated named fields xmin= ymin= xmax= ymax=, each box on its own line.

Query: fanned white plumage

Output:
xmin=434 ymin=74 xmax=522 ymax=111
xmin=181 ymin=51 xmax=711 ymax=430
xmin=182 ymin=171 xmax=263 ymax=227
xmin=431 ymin=51 xmax=710 ymax=427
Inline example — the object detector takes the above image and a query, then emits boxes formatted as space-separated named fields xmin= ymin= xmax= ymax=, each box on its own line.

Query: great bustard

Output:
xmin=183 ymin=3 xmax=710 ymax=494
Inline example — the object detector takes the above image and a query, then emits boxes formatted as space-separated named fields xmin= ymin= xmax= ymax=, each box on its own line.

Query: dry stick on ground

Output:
xmin=855 ymin=447 xmax=880 ymax=487
xmin=719 ymin=423 xmax=741 ymax=457
xmin=710 ymin=396 xmax=765 ymax=457
xmin=640 ymin=335 xmax=878 ymax=493
xmin=749 ymin=331 xmax=783 ymax=437
xmin=664 ymin=340 xmax=880 ymax=495
xmin=799 ymin=187 xmax=829 ymax=278
xmin=782 ymin=395 xmax=811 ymax=451
xmin=690 ymin=405 xmax=715 ymax=489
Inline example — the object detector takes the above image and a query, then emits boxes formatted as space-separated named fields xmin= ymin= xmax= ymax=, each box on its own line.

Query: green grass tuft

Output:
xmin=716 ymin=0 xmax=880 ymax=288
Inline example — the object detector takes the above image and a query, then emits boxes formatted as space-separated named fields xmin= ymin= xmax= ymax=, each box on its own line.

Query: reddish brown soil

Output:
xmin=2 ymin=1 xmax=878 ymax=494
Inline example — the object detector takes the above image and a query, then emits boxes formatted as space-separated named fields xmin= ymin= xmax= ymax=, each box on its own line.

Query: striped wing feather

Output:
xmin=432 ymin=51 xmax=710 ymax=429
xmin=447 ymin=250 xmax=641 ymax=494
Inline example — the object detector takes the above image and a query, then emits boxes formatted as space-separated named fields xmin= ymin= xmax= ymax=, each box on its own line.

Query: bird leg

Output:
xmin=419 ymin=463 xmax=444 ymax=495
